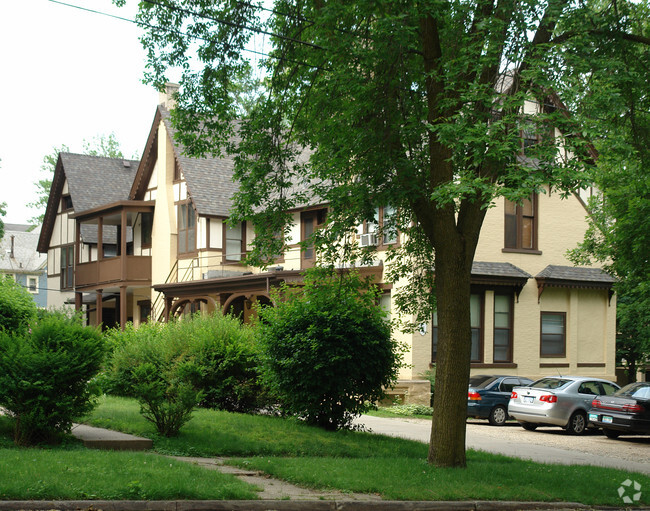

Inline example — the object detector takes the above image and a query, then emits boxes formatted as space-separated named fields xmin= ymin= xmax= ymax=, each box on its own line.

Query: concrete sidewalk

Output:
xmin=71 ymin=423 xmax=153 ymax=451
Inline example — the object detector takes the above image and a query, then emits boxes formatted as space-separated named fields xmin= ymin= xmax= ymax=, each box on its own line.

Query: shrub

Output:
xmin=258 ymin=267 xmax=403 ymax=430
xmin=421 ymin=365 xmax=436 ymax=406
xmin=103 ymin=312 xmax=265 ymax=422
xmin=0 ymin=317 xmax=105 ymax=445
xmin=384 ymin=403 xmax=433 ymax=416
xmin=0 ymin=275 xmax=37 ymax=333
xmin=132 ymin=360 xmax=204 ymax=437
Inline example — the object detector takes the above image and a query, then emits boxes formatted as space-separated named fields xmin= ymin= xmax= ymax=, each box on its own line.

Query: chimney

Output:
xmin=159 ymin=82 xmax=180 ymax=109
xmin=9 ymin=235 xmax=15 ymax=259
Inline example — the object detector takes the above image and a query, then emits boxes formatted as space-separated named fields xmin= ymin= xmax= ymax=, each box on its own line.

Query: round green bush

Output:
xmin=258 ymin=268 xmax=403 ymax=430
xmin=0 ymin=316 xmax=105 ymax=445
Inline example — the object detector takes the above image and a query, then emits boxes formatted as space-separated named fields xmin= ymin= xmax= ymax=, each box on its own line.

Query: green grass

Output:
xmin=83 ymin=396 xmax=650 ymax=506
xmin=0 ymin=415 xmax=257 ymax=501
xmin=84 ymin=395 xmax=427 ymax=458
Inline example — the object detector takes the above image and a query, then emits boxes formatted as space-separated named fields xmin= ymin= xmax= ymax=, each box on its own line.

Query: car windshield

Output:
xmin=530 ymin=378 xmax=571 ymax=390
xmin=469 ymin=375 xmax=497 ymax=388
xmin=615 ymin=383 xmax=650 ymax=399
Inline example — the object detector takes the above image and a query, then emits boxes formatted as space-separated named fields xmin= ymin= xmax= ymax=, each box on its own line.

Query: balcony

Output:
xmin=76 ymin=255 xmax=152 ymax=289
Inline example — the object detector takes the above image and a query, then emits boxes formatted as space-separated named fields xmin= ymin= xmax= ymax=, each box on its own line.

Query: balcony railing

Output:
xmin=75 ymin=255 xmax=152 ymax=289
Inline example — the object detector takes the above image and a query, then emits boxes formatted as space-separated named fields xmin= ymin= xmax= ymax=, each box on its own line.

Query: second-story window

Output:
xmin=60 ymin=245 xmax=74 ymax=290
xmin=360 ymin=206 xmax=398 ymax=247
xmin=178 ymin=202 xmax=196 ymax=255
xmin=224 ymin=221 xmax=246 ymax=262
xmin=504 ymin=194 xmax=537 ymax=251
xmin=301 ymin=208 xmax=327 ymax=268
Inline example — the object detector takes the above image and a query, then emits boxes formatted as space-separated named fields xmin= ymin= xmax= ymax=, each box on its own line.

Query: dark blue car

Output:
xmin=467 ymin=375 xmax=533 ymax=426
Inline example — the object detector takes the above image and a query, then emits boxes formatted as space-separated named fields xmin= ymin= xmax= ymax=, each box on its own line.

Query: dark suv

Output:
xmin=467 ymin=375 xmax=533 ymax=426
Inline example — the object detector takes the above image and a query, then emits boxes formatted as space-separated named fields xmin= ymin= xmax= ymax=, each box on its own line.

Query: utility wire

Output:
xmin=47 ymin=0 xmax=324 ymax=70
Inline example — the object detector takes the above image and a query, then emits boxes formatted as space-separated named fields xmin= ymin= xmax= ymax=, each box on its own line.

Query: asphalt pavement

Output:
xmin=353 ymin=415 xmax=650 ymax=475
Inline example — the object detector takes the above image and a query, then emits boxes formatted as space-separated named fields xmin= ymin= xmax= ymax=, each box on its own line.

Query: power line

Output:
xmin=47 ymin=0 xmax=324 ymax=70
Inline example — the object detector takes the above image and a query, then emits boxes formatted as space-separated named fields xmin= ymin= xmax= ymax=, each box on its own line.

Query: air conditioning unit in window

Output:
xmin=359 ymin=233 xmax=378 ymax=247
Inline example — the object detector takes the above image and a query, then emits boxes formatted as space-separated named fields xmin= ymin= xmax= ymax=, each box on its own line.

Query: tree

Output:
xmin=28 ymin=133 xmax=128 ymax=225
xmin=129 ymin=0 xmax=646 ymax=467
xmin=565 ymin=1 xmax=650 ymax=382
xmin=0 ymin=201 xmax=6 ymax=242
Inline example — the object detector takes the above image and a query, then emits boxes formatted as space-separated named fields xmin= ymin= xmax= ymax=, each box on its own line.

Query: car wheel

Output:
xmin=521 ymin=422 xmax=538 ymax=431
xmin=603 ymin=428 xmax=621 ymax=439
xmin=488 ymin=405 xmax=507 ymax=426
xmin=566 ymin=411 xmax=587 ymax=435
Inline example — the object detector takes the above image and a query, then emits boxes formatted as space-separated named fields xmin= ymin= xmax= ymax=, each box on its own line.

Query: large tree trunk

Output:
xmin=427 ymin=237 xmax=474 ymax=467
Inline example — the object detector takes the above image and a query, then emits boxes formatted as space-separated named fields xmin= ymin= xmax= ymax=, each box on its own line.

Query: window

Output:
xmin=178 ymin=202 xmax=196 ymax=255
xmin=141 ymin=212 xmax=153 ymax=248
xmin=301 ymin=208 xmax=327 ymax=268
xmin=504 ymin=194 xmax=537 ymax=251
xmin=61 ymin=195 xmax=73 ymax=212
xmin=139 ymin=300 xmax=151 ymax=324
xmin=540 ymin=312 xmax=566 ymax=357
xmin=360 ymin=206 xmax=398 ymax=246
xmin=60 ymin=245 xmax=74 ymax=290
xmin=27 ymin=276 xmax=38 ymax=294
xmin=224 ymin=221 xmax=246 ymax=262
xmin=381 ymin=205 xmax=398 ymax=245
xmin=432 ymin=293 xmax=483 ymax=363
xmin=493 ymin=293 xmax=513 ymax=362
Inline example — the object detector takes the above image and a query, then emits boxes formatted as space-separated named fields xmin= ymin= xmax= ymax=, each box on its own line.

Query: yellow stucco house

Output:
xmin=38 ymin=86 xmax=617 ymax=404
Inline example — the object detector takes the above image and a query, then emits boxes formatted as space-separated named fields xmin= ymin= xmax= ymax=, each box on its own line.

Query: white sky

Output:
xmin=0 ymin=0 xmax=160 ymax=225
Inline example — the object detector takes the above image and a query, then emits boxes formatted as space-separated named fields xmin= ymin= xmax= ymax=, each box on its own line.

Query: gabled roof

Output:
xmin=130 ymin=105 xmax=321 ymax=217
xmin=1 ymin=225 xmax=47 ymax=273
xmin=38 ymin=153 xmax=139 ymax=253
xmin=131 ymin=105 xmax=239 ymax=218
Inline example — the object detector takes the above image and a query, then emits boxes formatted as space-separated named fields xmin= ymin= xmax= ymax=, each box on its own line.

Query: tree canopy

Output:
xmin=566 ymin=1 xmax=650 ymax=382
xmin=128 ymin=0 xmax=648 ymax=467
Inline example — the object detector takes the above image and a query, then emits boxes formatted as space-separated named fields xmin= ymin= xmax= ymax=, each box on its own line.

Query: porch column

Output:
xmin=120 ymin=285 xmax=127 ymax=331
xmin=96 ymin=289 xmax=103 ymax=328
xmin=75 ymin=221 xmax=81 ymax=265
xmin=120 ymin=209 xmax=127 ymax=280
xmin=75 ymin=291 xmax=82 ymax=311
xmin=98 ymin=217 xmax=104 ymax=261
xmin=164 ymin=296 xmax=173 ymax=322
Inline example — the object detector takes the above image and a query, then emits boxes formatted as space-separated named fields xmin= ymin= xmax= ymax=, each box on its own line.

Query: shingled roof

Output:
xmin=536 ymin=265 xmax=616 ymax=284
xmin=132 ymin=105 xmax=321 ymax=217
xmin=0 ymin=225 xmax=46 ymax=273
xmin=38 ymin=153 xmax=139 ymax=253
xmin=61 ymin=153 xmax=139 ymax=214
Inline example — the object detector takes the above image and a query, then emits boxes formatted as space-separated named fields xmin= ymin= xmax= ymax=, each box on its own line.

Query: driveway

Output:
xmin=355 ymin=415 xmax=650 ymax=475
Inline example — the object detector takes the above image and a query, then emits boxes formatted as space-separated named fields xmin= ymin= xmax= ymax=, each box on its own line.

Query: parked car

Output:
xmin=467 ymin=375 xmax=534 ymax=426
xmin=508 ymin=376 xmax=620 ymax=434
xmin=589 ymin=382 xmax=650 ymax=439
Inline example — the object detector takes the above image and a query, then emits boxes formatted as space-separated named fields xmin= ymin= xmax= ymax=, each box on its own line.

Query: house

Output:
xmin=37 ymin=153 xmax=142 ymax=328
xmin=37 ymin=85 xmax=617 ymax=402
xmin=1 ymin=224 xmax=47 ymax=307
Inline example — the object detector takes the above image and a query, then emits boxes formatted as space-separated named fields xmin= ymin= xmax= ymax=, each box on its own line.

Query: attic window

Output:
xmin=62 ymin=195 xmax=73 ymax=212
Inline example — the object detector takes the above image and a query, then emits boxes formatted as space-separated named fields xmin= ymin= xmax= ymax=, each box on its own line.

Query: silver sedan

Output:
xmin=508 ymin=376 xmax=619 ymax=434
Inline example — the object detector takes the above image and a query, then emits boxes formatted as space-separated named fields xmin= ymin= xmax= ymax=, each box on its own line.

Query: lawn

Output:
xmin=0 ymin=415 xmax=257 ymax=501
xmin=79 ymin=395 xmax=650 ymax=506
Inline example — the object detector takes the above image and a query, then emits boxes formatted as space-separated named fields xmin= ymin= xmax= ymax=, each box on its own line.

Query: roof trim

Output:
xmin=72 ymin=200 xmax=155 ymax=221
xmin=37 ymin=154 xmax=66 ymax=253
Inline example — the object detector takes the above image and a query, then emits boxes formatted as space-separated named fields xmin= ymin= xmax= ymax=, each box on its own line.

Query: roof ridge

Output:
xmin=61 ymin=151 xmax=140 ymax=163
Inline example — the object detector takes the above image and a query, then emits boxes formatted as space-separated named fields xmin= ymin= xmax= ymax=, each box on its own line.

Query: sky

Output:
xmin=0 ymin=0 xmax=160 ymax=225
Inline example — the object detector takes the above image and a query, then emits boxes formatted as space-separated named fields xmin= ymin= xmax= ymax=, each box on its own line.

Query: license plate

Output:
xmin=602 ymin=415 xmax=613 ymax=424
xmin=589 ymin=413 xmax=598 ymax=422
xmin=523 ymin=396 xmax=534 ymax=404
